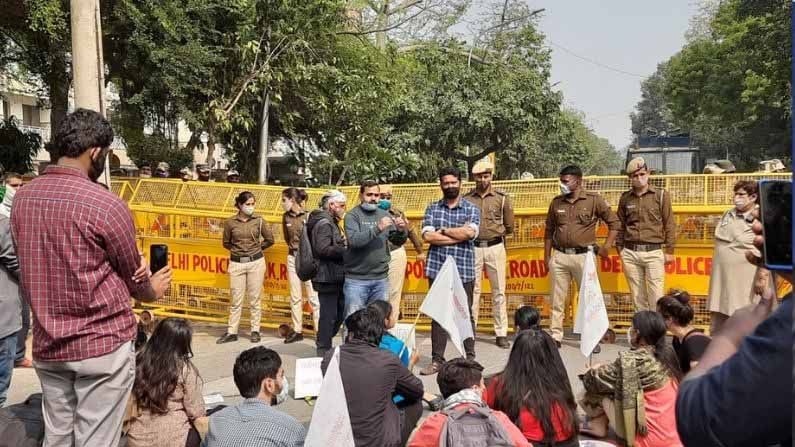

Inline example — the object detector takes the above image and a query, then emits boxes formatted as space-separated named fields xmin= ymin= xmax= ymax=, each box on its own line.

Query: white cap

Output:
xmin=326 ymin=189 xmax=347 ymax=204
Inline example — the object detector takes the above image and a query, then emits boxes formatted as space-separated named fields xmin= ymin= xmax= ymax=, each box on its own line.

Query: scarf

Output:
xmin=581 ymin=348 xmax=670 ymax=446
xmin=442 ymin=388 xmax=485 ymax=411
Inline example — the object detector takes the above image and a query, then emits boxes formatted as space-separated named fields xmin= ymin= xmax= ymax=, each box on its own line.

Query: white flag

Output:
xmin=419 ymin=256 xmax=474 ymax=357
xmin=573 ymin=251 xmax=610 ymax=357
xmin=305 ymin=348 xmax=355 ymax=447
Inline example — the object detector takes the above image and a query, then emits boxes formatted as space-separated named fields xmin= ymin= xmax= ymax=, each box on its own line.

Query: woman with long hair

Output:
xmin=217 ymin=191 xmax=275 ymax=344
xmin=282 ymin=187 xmax=320 ymax=343
xmin=579 ymin=311 xmax=683 ymax=447
xmin=483 ymin=329 xmax=579 ymax=447
xmin=127 ymin=318 xmax=206 ymax=447
xmin=657 ymin=290 xmax=711 ymax=373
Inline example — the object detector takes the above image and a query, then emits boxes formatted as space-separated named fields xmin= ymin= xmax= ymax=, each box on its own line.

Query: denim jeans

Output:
xmin=343 ymin=278 xmax=389 ymax=319
xmin=16 ymin=298 xmax=30 ymax=362
xmin=0 ymin=333 xmax=18 ymax=407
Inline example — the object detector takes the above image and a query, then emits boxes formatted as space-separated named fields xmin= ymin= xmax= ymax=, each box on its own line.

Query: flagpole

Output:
xmin=397 ymin=312 xmax=422 ymax=359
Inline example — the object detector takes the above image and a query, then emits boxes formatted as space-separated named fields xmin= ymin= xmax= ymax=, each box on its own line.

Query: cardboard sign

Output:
xmin=389 ymin=323 xmax=416 ymax=356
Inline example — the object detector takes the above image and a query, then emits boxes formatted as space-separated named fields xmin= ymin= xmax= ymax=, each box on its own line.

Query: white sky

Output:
xmin=461 ymin=0 xmax=701 ymax=150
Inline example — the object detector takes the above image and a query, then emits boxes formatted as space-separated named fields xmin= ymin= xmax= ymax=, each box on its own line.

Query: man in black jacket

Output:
xmin=308 ymin=190 xmax=348 ymax=357
xmin=322 ymin=307 xmax=424 ymax=447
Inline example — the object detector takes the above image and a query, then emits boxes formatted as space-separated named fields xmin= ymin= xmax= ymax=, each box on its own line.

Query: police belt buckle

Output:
xmin=478 ymin=241 xmax=490 ymax=248
xmin=239 ymin=256 xmax=251 ymax=263
xmin=562 ymin=248 xmax=577 ymax=255
xmin=635 ymin=245 xmax=649 ymax=251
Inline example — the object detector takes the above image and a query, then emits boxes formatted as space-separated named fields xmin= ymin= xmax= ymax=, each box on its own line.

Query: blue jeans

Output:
xmin=0 ymin=333 xmax=17 ymax=407
xmin=343 ymin=278 xmax=389 ymax=319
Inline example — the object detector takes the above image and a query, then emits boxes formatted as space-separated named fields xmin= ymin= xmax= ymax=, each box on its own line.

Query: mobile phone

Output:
xmin=150 ymin=244 xmax=169 ymax=273
xmin=758 ymin=180 xmax=792 ymax=271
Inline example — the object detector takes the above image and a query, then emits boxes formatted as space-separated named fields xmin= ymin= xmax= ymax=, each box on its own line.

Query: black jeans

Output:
xmin=429 ymin=278 xmax=476 ymax=364
xmin=15 ymin=298 xmax=29 ymax=362
xmin=398 ymin=399 xmax=423 ymax=446
xmin=315 ymin=283 xmax=345 ymax=357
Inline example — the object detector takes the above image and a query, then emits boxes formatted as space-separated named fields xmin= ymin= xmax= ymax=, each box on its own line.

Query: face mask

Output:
xmin=89 ymin=150 xmax=107 ymax=181
xmin=631 ymin=176 xmax=649 ymax=188
xmin=734 ymin=198 xmax=747 ymax=210
xmin=275 ymin=377 xmax=289 ymax=405
xmin=559 ymin=182 xmax=571 ymax=196
xmin=282 ymin=199 xmax=294 ymax=212
xmin=378 ymin=199 xmax=391 ymax=210
xmin=241 ymin=205 xmax=255 ymax=216
xmin=443 ymin=187 xmax=460 ymax=200
xmin=361 ymin=202 xmax=378 ymax=212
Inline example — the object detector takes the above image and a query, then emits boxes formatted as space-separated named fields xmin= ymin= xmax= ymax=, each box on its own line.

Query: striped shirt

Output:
xmin=421 ymin=198 xmax=480 ymax=282
xmin=10 ymin=165 xmax=147 ymax=361
xmin=203 ymin=398 xmax=306 ymax=447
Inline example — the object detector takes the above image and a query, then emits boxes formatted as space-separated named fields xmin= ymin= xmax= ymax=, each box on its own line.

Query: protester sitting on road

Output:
xmin=204 ymin=347 xmax=305 ymax=447
xmin=656 ymin=290 xmax=710 ymax=374
xmin=308 ymin=190 xmax=348 ymax=357
xmin=322 ymin=307 xmax=424 ymax=447
xmin=127 ymin=318 xmax=206 ymax=447
xmin=408 ymin=357 xmax=529 ymax=447
xmin=484 ymin=329 xmax=579 ymax=447
xmin=676 ymin=208 xmax=792 ymax=446
xmin=579 ymin=311 xmax=683 ymax=447
xmin=514 ymin=305 xmax=542 ymax=331
xmin=368 ymin=300 xmax=444 ymax=414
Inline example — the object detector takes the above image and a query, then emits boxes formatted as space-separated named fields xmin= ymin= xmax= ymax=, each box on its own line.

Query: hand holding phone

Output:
xmin=758 ymin=180 xmax=792 ymax=272
xmin=150 ymin=244 xmax=169 ymax=273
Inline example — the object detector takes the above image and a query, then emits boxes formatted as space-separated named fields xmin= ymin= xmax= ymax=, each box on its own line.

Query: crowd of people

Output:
xmin=0 ymin=108 xmax=790 ymax=447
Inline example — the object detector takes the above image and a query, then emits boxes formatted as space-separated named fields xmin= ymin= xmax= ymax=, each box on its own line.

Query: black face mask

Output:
xmin=443 ymin=187 xmax=460 ymax=199
xmin=89 ymin=150 xmax=107 ymax=182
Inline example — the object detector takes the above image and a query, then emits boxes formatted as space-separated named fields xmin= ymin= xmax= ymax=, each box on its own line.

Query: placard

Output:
xmin=294 ymin=357 xmax=324 ymax=399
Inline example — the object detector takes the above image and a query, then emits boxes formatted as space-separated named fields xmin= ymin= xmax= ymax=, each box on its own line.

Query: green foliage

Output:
xmin=0 ymin=117 xmax=41 ymax=174
xmin=630 ymin=63 xmax=677 ymax=137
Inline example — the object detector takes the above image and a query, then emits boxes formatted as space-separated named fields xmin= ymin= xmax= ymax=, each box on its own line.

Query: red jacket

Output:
xmin=407 ymin=403 xmax=532 ymax=447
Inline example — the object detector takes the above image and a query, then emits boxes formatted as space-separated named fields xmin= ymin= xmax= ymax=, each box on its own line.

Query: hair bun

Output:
xmin=671 ymin=290 xmax=690 ymax=305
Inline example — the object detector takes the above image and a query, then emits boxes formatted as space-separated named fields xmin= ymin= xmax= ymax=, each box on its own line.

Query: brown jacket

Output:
xmin=616 ymin=185 xmax=676 ymax=253
xmin=222 ymin=214 xmax=275 ymax=257
xmin=544 ymin=189 xmax=620 ymax=249
xmin=464 ymin=186 xmax=514 ymax=240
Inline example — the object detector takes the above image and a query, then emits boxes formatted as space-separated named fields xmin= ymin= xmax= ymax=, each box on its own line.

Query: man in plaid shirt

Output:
xmin=10 ymin=109 xmax=172 ymax=447
xmin=419 ymin=166 xmax=480 ymax=376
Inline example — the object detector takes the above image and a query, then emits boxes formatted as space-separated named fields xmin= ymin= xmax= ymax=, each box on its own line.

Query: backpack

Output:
xmin=0 ymin=393 xmax=44 ymax=447
xmin=438 ymin=405 xmax=515 ymax=447
xmin=296 ymin=218 xmax=328 ymax=282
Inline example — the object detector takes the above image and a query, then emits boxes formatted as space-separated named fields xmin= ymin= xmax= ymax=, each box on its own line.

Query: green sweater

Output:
xmin=343 ymin=205 xmax=400 ymax=280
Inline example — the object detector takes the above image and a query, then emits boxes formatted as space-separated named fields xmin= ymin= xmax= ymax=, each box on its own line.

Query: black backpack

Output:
xmin=296 ymin=218 xmax=327 ymax=281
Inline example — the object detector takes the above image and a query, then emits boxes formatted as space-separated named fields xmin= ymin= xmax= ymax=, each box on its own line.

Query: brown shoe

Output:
xmin=15 ymin=358 xmax=33 ymax=368
xmin=496 ymin=336 xmax=510 ymax=349
xmin=419 ymin=362 xmax=441 ymax=376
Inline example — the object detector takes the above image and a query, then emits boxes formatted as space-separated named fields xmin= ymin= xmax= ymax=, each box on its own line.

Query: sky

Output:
xmin=463 ymin=0 xmax=702 ymax=151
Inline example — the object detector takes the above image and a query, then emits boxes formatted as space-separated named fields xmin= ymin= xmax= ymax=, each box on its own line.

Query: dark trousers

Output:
xmin=429 ymin=278 xmax=476 ymax=364
xmin=15 ymin=298 xmax=29 ymax=362
xmin=315 ymin=283 xmax=345 ymax=357
xmin=398 ymin=399 xmax=423 ymax=446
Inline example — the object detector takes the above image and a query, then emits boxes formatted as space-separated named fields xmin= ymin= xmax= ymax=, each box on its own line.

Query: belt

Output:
xmin=230 ymin=252 xmax=264 ymax=263
xmin=623 ymin=242 xmax=662 ymax=252
xmin=288 ymin=249 xmax=298 ymax=256
xmin=554 ymin=246 xmax=594 ymax=255
xmin=474 ymin=237 xmax=504 ymax=248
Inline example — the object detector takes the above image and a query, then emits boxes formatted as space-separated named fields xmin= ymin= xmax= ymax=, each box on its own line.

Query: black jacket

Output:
xmin=307 ymin=209 xmax=346 ymax=286
xmin=322 ymin=339 xmax=424 ymax=447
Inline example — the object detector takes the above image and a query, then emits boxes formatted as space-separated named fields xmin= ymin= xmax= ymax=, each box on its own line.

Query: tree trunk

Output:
xmin=375 ymin=1 xmax=389 ymax=50
xmin=257 ymin=90 xmax=270 ymax=184
xmin=46 ymin=58 xmax=70 ymax=161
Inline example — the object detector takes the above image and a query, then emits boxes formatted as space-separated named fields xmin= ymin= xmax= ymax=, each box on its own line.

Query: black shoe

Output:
xmin=592 ymin=343 xmax=602 ymax=354
xmin=216 ymin=333 xmax=238 ymax=344
xmin=555 ymin=340 xmax=562 ymax=349
xmin=425 ymin=394 xmax=444 ymax=411
xmin=250 ymin=332 xmax=261 ymax=343
xmin=496 ymin=336 xmax=510 ymax=349
xmin=420 ymin=362 xmax=441 ymax=376
xmin=284 ymin=332 xmax=304 ymax=344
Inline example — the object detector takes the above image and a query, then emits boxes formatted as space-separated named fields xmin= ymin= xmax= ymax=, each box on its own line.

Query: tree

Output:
xmin=629 ymin=63 xmax=678 ymax=137
xmin=0 ymin=116 xmax=41 ymax=174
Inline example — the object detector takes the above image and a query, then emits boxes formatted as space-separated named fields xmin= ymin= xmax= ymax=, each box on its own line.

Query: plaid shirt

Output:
xmin=10 ymin=166 xmax=147 ymax=362
xmin=421 ymin=198 xmax=480 ymax=282
xmin=203 ymin=398 xmax=306 ymax=447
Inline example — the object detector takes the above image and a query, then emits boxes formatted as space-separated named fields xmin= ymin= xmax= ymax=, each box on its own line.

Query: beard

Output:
xmin=89 ymin=152 xmax=107 ymax=181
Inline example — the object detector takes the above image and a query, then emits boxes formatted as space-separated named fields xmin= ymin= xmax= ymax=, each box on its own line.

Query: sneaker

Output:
xmin=425 ymin=394 xmax=444 ymax=411
xmin=14 ymin=358 xmax=33 ymax=368
xmin=216 ymin=333 xmax=238 ymax=344
xmin=496 ymin=336 xmax=510 ymax=349
xmin=419 ymin=362 xmax=441 ymax=376
xmin=250 ymin=332 xmax=261 ymax=343
xmin=284 ymin=332 xmax=304 ymax=344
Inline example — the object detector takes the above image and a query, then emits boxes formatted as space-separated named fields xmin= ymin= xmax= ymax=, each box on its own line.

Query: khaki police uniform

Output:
xmin=386 ymin=205 xmax=424 ymax=322
xmin=617 ymin=159 xmax=676 ymax=311
xmin=464 ymin=185 xmax=514 ymax=338
xmin=283 ymin=210 xmax=320 ymax=334
xmin=544 ymin=189 xmax=619 ymax=342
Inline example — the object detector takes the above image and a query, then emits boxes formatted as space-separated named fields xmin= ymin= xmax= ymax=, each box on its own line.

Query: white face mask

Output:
xmin=241 ymin=205 xmax=255 ymax=216
xmin=282 ymin=199 xmax=294 ymax=212
xmin=734 ymin=198 xmax=748 ymax=210
xmin=559 ymin=182 xmax=571 ymax=196
xmin=275 ymin=377 xmax=289 ymax=405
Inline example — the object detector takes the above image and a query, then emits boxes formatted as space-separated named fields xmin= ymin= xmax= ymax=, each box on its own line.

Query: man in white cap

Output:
xmin=463 ymin=160 xmax=514 ymax=349
xmin=617 ymin=157 xmax=676 ymax=312
xmin=154 ymin=162 xmax=170 ymax=178
xmin=226 ymin=169 xmax=241 ymax=183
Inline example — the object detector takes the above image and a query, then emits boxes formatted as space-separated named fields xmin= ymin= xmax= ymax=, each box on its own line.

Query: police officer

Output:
xmin=544 ymin=165 xmax=619 ymax=347
xmin=227 ymin=169 xmax=241 ymax=183
xmin=180 ymin=167 xmax=193 ymax=182
xmin=464 ymin=160 xmax=514 ymax=349
xmin=196 ymin=164 xmax=212 ymax=182
xmin=617 ymin=157 xmax=676 ymax=312
xmin=154 ymin=162 xmax=170 ymax=178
